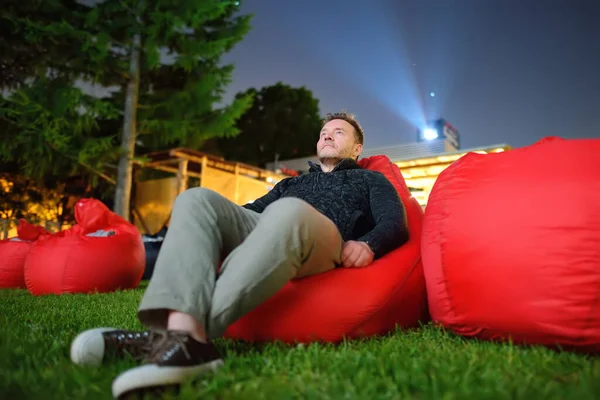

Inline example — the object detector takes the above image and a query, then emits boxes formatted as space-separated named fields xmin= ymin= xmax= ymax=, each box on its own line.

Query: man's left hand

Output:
xmin=341 ymin=240 xmax=374 ymax=268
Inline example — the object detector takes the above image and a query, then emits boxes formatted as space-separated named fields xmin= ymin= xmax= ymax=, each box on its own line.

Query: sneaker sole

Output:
xmin=112 ymin=359 xmax=224 ymax=399
xmin=70 ymin=327 xmax=117 ymax=367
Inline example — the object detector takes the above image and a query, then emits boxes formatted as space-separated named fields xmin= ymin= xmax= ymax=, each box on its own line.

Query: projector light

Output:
xmin=423 ymin=128 xmax=438 ymax=140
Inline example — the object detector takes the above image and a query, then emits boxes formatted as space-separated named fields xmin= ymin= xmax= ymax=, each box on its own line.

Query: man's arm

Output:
xmin=242 ymin=178 xmax=289 ymax=213
xmin=358 ymin=172 xmax=410 ymax=259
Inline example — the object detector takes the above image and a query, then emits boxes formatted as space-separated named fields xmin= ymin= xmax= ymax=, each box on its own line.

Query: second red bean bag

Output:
xmin=24 ymin=198 xmax=146 ymax=296
xmin=422 ymin=136 xmax=600 ymax=353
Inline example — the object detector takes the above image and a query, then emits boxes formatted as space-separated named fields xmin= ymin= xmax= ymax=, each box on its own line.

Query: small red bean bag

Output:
xmin=224 ymin=155 xmax=428 ymax=343
xmin=0 ymin=220 xmax=49 ymax=289
xmin=24 ymin=198 xmax=146 ymax=296
xmin=422 ymin=136 xmax=600 ymax=353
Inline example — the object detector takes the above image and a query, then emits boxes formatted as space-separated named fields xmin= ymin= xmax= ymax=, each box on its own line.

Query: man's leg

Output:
xmin=136 ymin=187 xmax=259 ymax=332
xmin=207 ymin=197 xmax=344 ymax=339
xmin=70 ymin=188 xmax=258 ymax=367
xmin=110 ymin=197 xmax=343 ymax=398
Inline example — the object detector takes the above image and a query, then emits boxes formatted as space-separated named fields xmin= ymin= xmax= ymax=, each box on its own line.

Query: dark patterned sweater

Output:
xmin=243 ymin=158 xmax=409 ymax=259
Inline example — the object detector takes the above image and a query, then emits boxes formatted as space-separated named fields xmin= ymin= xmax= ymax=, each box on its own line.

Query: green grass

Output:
xmin=1 ymin=286 xmax=598 ymax=400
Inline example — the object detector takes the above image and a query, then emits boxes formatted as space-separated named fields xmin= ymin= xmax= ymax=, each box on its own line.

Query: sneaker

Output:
xmin=111 ymin=330 xmax=224 ymax=399
xmin=70 ymin=328 xmax=160 ymax=367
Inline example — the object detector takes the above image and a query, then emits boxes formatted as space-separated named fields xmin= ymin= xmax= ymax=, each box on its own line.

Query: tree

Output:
xmin=1 ymin=0 xmax=254 ymax=219
xmin=0 ymin=0 xmax=96 ymax=90
xmin=214 ymin=82 xmax=322 ymax=168
xmin=83 ymin=0 xmax=254 ymax=218
xmin=0 ymin=0 xmax=119 ymax=183
xmin=0 ymin=78 xmax=118 ymax=182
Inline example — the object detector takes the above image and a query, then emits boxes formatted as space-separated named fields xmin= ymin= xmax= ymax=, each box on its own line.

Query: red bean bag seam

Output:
xmin=60 ymin=244 xmax=72 ymax=294
xmin=429 ymin=154 xmax=472 ymax=334
xmin=437 ymin=157 xmax=459 ymax=329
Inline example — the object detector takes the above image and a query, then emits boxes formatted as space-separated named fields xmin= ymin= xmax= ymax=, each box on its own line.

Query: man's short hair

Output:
xmin=322 ymin=111 xmax=365 ymax=145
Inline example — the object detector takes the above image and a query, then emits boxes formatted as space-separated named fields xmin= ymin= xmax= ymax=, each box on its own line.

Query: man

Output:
xmin=70 ymin=111 xmax=410 ymax=398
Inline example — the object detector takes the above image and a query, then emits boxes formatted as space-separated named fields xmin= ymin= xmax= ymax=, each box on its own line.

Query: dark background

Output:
xmin=220 ymin=0 xmax=600 ymax=150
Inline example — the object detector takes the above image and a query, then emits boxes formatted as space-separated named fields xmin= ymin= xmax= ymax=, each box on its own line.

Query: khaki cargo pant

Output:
xmin=137 ymin=188 xmax=343 ymax=339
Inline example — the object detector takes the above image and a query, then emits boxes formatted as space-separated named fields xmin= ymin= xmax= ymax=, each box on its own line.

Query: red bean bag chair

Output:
xmin=24 ymin=198 xmax=146 ymax=296
xmin=422 ymin=136 xmax=600 ymax=353
xmin=224 ymin=155 xmax=428 ymax=343
xmin=0 ymin=220 xmax=49 ymax=289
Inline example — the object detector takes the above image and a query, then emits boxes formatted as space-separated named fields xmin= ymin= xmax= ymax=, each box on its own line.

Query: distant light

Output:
xmin=429 ymin=92 xmax=435 ymax=97
xmin=423 ymin=128 xmax=438 ymax=140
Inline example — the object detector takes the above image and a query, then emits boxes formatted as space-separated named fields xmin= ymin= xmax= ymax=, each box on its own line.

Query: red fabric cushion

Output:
xmin=0 ymin=220 xmax=49 ymax=289
xmin=24 ymin=199 xmax=146 ymax=295
xmin=358 ymin=155 xmax=412 ymax=202
xmin=224 ymin=155 xmax=428 ymax=343
xmin=422 ymin=136 xmax=600 ymax=353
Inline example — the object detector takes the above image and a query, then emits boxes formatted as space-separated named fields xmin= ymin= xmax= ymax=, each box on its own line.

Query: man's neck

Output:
xmin=319 ymin=157 xmax=341 ymax=173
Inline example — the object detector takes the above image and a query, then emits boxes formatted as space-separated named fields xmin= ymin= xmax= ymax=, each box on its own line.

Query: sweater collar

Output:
xmin=308 ymin=158 xmax=362 ymax=173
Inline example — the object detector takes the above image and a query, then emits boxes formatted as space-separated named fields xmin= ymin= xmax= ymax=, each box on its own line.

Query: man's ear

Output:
xmin=353 ymin=143 xmax=363 ymax=159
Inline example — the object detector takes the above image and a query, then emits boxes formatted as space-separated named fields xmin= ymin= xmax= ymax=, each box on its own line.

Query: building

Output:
xmin=132 ymin=148 xmax=288 ymax=234
xmin=267 ymin=119 xmax=511 ymax=207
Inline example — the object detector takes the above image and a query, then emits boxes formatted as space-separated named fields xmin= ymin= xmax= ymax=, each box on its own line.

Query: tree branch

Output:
xmin=45 ymin=141 xmax=116 ymax=185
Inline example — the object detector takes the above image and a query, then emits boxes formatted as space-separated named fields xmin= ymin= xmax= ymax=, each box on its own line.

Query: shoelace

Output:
xmin=111 ymin=331 xmax=161 ymax=359
xmin=135 ymin=331 xmax=163 ymax=357
xmin=144 ymin=330 xmax=192 ymax=364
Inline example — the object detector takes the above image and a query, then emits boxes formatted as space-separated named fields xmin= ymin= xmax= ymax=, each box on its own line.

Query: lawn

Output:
xmin=1 ymin=285 xmax=598 ymax=400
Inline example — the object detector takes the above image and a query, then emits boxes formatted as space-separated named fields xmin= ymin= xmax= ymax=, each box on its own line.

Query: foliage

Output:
xmin=0 ymin=0 xmax=98 ymax=89
xmin=83 ymin=0 xmax=254 ymax=150
xmin=0 ymin=78 xmax=119 ymax=182
xmin=1 ymin=0 xmax=255 ymax=217
xmin=214 ymin=82 xmax=322 ymax=167
xmin=0 ymin=174 xmax=78 ymax=239
xmin=0 ymin=175 xmax=42 ymax=234
xmin=136 ymin=64 xmax=254 ymax=151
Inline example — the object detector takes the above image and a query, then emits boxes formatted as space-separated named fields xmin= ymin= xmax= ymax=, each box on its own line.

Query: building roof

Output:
xmin=135 ymin=147 xmax=288 ymax=181
xmin=267 ymin=141 xmax=511 ymax=172
xmin=359 ymin=140 xmax=446 ymax=160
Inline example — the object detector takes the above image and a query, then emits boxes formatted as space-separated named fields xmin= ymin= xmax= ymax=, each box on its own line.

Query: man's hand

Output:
xmin=341 ymin=240 xmax=374 ymax=268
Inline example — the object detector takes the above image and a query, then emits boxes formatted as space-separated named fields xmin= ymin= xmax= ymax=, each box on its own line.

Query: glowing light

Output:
xmin=423 ymin=128 xmax=438 ymax=140
xmin=430 ymin=92 xmax=435 ymax=97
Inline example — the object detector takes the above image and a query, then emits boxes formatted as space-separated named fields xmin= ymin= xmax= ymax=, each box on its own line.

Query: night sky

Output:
xmin=220 ymin=0 xmax=600 ymax=151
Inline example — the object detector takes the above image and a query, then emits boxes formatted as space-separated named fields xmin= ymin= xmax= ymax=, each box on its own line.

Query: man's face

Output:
xmin=316 ymin=119 xmax=362 ymax=161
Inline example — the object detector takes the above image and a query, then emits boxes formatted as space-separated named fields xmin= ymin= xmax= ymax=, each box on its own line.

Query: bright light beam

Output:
xmin=423 ymin=128 xmax=438 ymax=140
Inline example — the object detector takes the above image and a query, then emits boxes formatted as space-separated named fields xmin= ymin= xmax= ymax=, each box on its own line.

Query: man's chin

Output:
xmin=318 ymin=149 xmax=338 ymax=158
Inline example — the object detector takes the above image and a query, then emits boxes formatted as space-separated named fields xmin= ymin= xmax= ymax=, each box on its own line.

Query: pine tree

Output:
xmin=0 ymin=0 xmax=119 ymax=182
xmin=0 ymin=78 xmax=118 ymax=181
xmin=0 ymin=0 xmax=95 ymax=89
xmin=1 ymin=0 xmax=254 ymax=219
xmin=75 ymin=0 xmax=254 ymax=218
